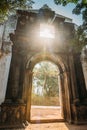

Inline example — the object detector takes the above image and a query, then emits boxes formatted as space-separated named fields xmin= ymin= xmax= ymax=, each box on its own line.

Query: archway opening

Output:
xmin=30 ymin=61 xmax=64 ymax=121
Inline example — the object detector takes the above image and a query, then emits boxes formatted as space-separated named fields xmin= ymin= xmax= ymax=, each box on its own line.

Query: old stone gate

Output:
xmin=0 ymin=5 xmax=87 ymax=128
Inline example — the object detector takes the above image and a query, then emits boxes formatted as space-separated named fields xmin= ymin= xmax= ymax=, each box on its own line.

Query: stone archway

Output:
xmin=23 ymin=52 xmax=71 ymax=123
xmin=30 ymin=61 xmax=62 ymax=121
xmin=1 ymin=8 xmax=87 ymax=128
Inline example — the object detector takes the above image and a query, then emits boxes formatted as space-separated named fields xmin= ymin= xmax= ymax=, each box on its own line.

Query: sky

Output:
xmin=33 ymin=0 xmax=83 ymax=26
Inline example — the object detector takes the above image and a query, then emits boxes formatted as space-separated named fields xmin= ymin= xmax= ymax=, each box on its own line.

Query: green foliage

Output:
xmin=54 ymin=0 xmax=87 ymax=51
xmin=54 ymin=0 xmax=87 ymax=23
xmin=0 ymin=0 xmax=34 ymax=23
xmin=70 ymin=25 xmax=87 ymax=52
xmin=32 ymin=61 xmax=59 ymax=97
xmin=54 ymin=0 xmax=78 ymax=6
xmin=31 ymin=94 xmax=60 ymax=106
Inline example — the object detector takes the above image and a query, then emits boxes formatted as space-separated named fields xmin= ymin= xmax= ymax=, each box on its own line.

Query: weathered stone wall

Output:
xmin=0 ymin=14 xmax=17 ymax=104
xmin=0 ymin=24 xmax=4 ymax=49
xmin=82 ymin=61 xmax=87 ymax=90
xmin=3 ymin=15 xmax=17 ymax=42
xmin=0 ymin=53 xmax=11 ymax=104
xmin=81 ymin=46 xmax=87 ymax=90
xmin=2 ymin=15 xmax=17 ymax=53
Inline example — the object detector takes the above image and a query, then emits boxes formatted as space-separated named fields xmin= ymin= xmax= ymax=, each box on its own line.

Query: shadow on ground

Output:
xmin=3 ymin=122 xmax=87 ymax=130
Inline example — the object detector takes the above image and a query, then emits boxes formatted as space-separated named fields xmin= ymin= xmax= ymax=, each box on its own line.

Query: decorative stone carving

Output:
xmin=0 ymin=103 xmax=26 ymax=126
xmin=72 ymin=104 xmax=87 ymax=124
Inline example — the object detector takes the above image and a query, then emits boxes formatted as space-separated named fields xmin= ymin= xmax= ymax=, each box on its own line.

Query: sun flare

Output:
xmin=40 ymin=24 xmax=55 ymax=39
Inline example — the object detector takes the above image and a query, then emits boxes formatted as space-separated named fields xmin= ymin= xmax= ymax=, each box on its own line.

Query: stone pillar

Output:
xmin=58 ymin=74 xmax=64 ymax=118
xmin=26 ymin=70 xmax=33 ymax=121
xmin=64 ymin=71 xmax=72 ymax=123
xmin=69 ymin=54 xmax=80 ymax=105
xmin=5 ymin=47 xmax=21 ymax=102
xmin=74 ymin=54 xmax=87 ymax=100
xmin=17 ymin=55 xmax=25 ymax=103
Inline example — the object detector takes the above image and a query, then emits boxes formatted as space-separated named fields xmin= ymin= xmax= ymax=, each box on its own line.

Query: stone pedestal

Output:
xmin=71 ymin=104 xmax=87 ymax=124
xmin=0 ymin=103 xmax=26 ymax=128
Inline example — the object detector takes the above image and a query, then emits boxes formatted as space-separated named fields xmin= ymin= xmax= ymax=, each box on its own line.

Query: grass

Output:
xmin=31 ymin=94 xmax=60 ymax=106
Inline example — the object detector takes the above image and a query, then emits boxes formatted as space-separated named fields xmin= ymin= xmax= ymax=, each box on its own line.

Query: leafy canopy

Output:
xmin=54 ymin=0 xmax=87 ymax=51
xmin=54 ymin=0 xmax=87 ymax=25
xmin=0 ymin=0 xmax=34 ymax=22
xmin=54 ymin=0 xmax=87 ymax=29
xmin=32 ymin=61 xmax=59 ymax=97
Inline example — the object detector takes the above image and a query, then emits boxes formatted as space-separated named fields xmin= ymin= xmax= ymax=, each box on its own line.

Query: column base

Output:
xmin=71 ymin=104 xmax=87 ymax=124
xmin=0 ymin=102 xmax=26 ymax=128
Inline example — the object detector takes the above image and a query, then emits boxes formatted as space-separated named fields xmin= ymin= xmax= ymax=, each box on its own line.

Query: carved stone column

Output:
xmin=69 ymin=54 xmax=80 ymax=105
xmin=5 ymin=46 xmax=21 ymax=102
xmin=17 ymin=55 xmax=25 ymax=103
xmin=25 ymin=69 xmax=33 ymax=121
xmin=64 ymin=71 xmax=72 ymax=123
xmin=58 ymin=74 xmax=65 ymax=118
xmin=74 ymin=53 xmax=87 ymax=101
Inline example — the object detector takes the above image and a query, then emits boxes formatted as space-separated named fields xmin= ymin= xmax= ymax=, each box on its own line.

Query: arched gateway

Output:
xmin=0 ymin=5 xmax=87 ymax=128
xmin=25 ymin=53 xmax=71 ymax=122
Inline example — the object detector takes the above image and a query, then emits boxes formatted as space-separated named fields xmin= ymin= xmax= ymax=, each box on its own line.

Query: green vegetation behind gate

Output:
xmin=31 ymin=94 xmax=60 ymax=106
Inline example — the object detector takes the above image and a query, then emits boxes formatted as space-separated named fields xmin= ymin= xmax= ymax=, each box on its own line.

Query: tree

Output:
xmin=32 ymin=61 xmax=59 ymax=97
xmin=54 ymin=0 xmax=87 ymax=51
xmin=54 ymin=0 xmax=87 ymax=22
xmin=0 ymin=0 xmax=34 ymax=23
xmin=71 ymin=25 xmax=87 ymax=52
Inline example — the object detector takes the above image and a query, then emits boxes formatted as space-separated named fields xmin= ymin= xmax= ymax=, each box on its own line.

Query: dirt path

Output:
xmin=26 ymin=123 xmax=87 ymax=130
xmin=30 ymin=105 xmax=63 ymax=120
xmin=5 ymin=123 xmax=87 ymax=130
